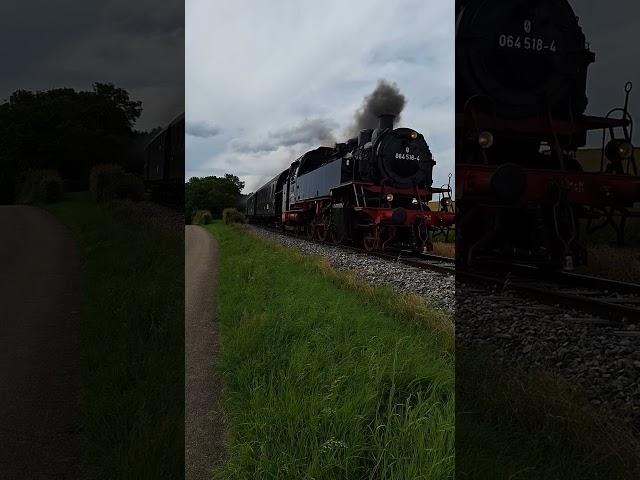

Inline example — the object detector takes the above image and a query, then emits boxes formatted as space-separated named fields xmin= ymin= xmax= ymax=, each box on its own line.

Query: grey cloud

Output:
xmin=271 ymin=118 xmax=337 ymax=146
xmin=231 ymin=118 xmax=338 ymax=154
xmin=186 ymin=121 xmax=221 ymax=138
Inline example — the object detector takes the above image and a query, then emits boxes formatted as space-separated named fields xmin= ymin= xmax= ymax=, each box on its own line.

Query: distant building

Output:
xmin=576 ymin=148 xmax=605 ymax=172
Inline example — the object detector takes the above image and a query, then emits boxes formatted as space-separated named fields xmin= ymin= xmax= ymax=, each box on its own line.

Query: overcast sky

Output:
xmin=0 ymin=0 xmax=184 ymax=131
xmin=186 ymin=0 xmax=455 ymax=193
xmin=573 ymin=1 xmax=640 ymax=146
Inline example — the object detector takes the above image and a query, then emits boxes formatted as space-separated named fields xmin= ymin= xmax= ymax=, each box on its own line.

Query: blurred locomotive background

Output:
xmin=455 ymin=0 xmax=639 ymax=277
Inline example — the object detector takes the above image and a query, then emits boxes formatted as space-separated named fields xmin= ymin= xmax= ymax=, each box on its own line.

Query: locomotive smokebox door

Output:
xmin=456 ymin=0 xmax=593 ymax=117
xmin=377 ymin=128 xmax=434 ymax=187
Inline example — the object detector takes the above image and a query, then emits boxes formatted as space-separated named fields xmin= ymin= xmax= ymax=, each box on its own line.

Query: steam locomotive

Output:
xmin=247 ymin=114 xmax=454 ymax=253
xmin=456 ymin=0 xmax=639 ymax=270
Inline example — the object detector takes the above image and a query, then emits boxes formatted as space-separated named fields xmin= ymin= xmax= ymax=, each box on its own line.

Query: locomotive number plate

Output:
xmin=498 ymin=34 xmax=556 ymax=52
xmin=395 ymin=153 xmax=420 ymax=161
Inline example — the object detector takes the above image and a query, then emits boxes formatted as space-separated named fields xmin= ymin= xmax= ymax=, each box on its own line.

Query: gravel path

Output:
xmin=249 ymin=226 xmax=455 ymax=313
xmin=0 ymin=206 xmax=81 ymax=479
xmin=185 ymin=226 xmax=227 ymax=479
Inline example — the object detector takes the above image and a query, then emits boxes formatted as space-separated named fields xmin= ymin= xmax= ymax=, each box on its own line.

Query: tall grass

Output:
xmin=582 ymin=244 xmax=640 ymax=283
xmin=46 ymin=192 xmax=184 ymax=479
xmin=208 ymin=223 xmax=454 ymax=479
xmin=457 ymin=347 xmax=640 ymax=479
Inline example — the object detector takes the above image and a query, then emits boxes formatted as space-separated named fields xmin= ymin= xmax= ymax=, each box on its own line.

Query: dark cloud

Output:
xmin=186 ymin=121 xmax=221 ymax=138
xmin=348 ymin=80 xmax=406 ymax=137
xmin=231 ymin=118 xmax=338 ymax=153
xmin=0 ymin=0 xmax=184 ymax=130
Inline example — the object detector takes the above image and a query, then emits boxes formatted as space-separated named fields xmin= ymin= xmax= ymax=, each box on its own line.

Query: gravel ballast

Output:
xmin=249 ymin=226 xmax=455 ymax=312
xmin=457 ymin=282 xmax=640 ymax=426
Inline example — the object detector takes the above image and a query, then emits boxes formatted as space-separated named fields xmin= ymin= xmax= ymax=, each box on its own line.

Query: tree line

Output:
xmin=185 ymin=174 xmax=245 ymax=224
xmin=0 ymin=83 xmax=157 ymax=203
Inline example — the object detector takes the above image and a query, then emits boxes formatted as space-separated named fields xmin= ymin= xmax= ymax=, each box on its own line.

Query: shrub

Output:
xmin=192 ymin=210 xmax=213 ymax=225
xmin=17 ymin=170 xmax=63 ymax=204
xmin=90 ymin=164 xmax=124 ymax=202
xmin=223 ymin=208 xmax=246 ymax=225
xmin=108 ymin=173 xmax=145 ymax=202
xmin=90 ymin=164 xmax=144 ymax=202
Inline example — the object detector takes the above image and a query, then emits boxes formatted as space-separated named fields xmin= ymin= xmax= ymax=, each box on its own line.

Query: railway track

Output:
xmin=259 ymin=224 xmax=456 ymax=276
xmin=457 ymin=267 xmax=640 ymax=324
xmin=368 ymin=250 xmax=455 ymax=276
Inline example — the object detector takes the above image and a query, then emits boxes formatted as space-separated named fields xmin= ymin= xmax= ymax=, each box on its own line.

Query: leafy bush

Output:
xmin=192 ymin=209 xmax=213 ymax=225
xmin=90 ymin=164 xmax=123 ymax=202
xmin=108 ymin=173 xmax=145 ymax=202
xmin=223 ymin=208 xmax=246 ymax=225
xmin=90 ymin=164 xmax=144 ymax=202
xmin=17 ymin=169 xmax=63 ymax=204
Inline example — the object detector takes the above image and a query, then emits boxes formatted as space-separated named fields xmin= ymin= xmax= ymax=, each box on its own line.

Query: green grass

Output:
xmin=457 ymin=347 xmax=640 ymax=479
xmin=46 ymin=192 xmax=184 ymax=479
xmin=207 ymin=223 xmax=454 ymax=479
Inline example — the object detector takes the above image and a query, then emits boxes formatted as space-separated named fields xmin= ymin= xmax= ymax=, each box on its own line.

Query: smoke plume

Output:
xmin=348 ymin=80 xmax=406 ymax=137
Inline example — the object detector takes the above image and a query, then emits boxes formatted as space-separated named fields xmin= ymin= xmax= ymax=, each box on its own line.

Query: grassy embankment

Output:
xmin=207 ymin=222 xmax=454 ymax=479
xmin=432 ymin=226 xmax=456 ymax=258
xmin=210 ymin=222 xmax=640 ymax=479
xmin=46 ymin=192 xmax=183 ymax=479
xmin=578 ymin=215 xmax=640 ymax=283
xmin=457 ymin=347 xmax=640 ymax=479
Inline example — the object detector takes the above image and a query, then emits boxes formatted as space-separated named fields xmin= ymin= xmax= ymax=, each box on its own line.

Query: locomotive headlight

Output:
xmin=410 ymin=131 xmax=418 ymax=139
xmin=617 ymin=141 xmax=634 ymax=159
xmin=386 ymin=193 xmax=394 ymax=202
xmin=606 ymin=139 xmax=635 ymax=161
xmin=478 ymin=131 xmax=494 ymax=149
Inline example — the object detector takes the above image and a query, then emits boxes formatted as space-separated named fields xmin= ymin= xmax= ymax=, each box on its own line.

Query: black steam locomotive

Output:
xmin=456 ymin=0 xmax=639 ymax=270
xmin=247 ymin=114 xmax=454 ymax=253
xmin=144 ymin=113 xmax=185 ymax=206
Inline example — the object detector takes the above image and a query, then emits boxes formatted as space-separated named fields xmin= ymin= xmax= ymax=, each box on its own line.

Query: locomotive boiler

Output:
xmin=247 ymin=114 xmax=454 ymax=253
xmin=456 ymin=0 xmax=639 ymax=270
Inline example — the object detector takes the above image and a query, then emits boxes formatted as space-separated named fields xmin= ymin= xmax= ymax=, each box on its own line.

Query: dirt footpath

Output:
xmin=0 ymin=205 xmax=81 ymax=479
xmin=185 ymin=225 xmax=227 ymax=479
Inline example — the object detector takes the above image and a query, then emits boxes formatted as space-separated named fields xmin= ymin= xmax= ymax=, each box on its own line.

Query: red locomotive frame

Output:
xmin=282 ymin=181 xmax=454 ymax=252
xmin=457 ymin=85 xmax=639 ymax=269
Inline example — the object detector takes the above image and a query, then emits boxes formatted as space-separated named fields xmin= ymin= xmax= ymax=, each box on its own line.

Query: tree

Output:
xmin=185 ymin=174 xmax=245 ymax=222
xmin=0 ymin=84 xmax=144 ymax=203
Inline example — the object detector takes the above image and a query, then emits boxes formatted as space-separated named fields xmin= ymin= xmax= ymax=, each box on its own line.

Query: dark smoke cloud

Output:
xmin=348 ymin=80 xmax=406 ymax=137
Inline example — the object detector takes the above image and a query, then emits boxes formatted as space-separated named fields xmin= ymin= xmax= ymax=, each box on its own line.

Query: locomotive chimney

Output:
xmin=379 ymin=114 xmax=395 ymax=130
xmin=358 ymin=129 xmax=372 ymax=146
